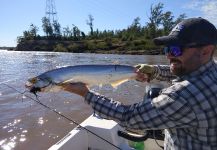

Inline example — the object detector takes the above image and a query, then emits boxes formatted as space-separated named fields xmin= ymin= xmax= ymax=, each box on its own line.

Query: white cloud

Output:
xmin=184 ymin=0 xmax=204 ymax=10
xmin=184 ymin=0 xmax=217 ymax=26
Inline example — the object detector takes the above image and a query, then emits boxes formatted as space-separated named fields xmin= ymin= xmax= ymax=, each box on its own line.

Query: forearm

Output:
xmin=85 ymin=91 xmax=127 ymax=122
xmin=152 ymin=65 xmax=176 ymax=81
xmin=84 ymin=91 xmax=197 ymax=130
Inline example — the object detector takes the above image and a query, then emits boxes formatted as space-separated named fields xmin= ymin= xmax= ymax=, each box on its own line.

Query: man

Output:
xmin=61 ymin=18 xmax=217 ymax=149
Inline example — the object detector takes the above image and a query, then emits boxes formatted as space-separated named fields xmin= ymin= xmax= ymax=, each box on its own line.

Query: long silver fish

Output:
xmin=25 ymin=64 xmax=138 ymax=93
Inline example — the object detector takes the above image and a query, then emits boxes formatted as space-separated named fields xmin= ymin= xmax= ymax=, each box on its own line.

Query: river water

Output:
xmin=0 ymin=50 xmax=214 ymax=150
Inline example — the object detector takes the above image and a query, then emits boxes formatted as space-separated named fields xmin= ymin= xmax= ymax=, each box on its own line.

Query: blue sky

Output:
xmin=1 ymin=0 xmax=217 ymax=47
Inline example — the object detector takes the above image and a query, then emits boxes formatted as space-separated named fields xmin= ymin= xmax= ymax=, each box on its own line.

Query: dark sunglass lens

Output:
xmin=170 ymin=46 xmax=182 ymax=57
xmin=163 ymin=47 xmax=169 ymax=54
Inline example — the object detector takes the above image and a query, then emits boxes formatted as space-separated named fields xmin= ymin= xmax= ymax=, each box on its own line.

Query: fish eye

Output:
xmin=29 ymin=78 xmax=37 ymax=84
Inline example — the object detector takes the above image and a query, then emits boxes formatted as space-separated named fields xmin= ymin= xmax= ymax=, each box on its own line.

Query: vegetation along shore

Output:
xmin=15 ymin=3 xmax=187 ymax=55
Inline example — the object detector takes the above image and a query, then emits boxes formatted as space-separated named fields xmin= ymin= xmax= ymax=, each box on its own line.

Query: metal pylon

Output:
xmin=45 ymin=0 xmax=58 ymax=23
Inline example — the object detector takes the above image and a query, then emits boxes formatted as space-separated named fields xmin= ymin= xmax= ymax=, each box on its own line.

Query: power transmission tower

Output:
xmin=45 ymin=0 xmax=58 ymax=23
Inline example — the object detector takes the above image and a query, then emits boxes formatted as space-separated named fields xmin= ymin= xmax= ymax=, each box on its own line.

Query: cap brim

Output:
xmin=153 ymin=35 xmax=180 ymax=46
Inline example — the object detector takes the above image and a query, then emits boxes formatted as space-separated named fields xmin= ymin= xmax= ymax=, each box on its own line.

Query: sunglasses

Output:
xmin=163 ymin=46 xmax=183 ymax=57
xmin=163 ymin=44 xmax=206 ymax=57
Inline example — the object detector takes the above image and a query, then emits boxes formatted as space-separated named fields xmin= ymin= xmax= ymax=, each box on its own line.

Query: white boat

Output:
xmin=48 ymin=114 xmax=134 ymax=150
xmin=48 ymin=114 xmax=164 ymax=150
xmin=49 ymin=84 xmax=165 ymax=150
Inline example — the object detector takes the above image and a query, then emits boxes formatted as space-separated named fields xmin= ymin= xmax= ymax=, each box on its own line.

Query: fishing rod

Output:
xmin=1 ymin=83 xmax=122 ymax=150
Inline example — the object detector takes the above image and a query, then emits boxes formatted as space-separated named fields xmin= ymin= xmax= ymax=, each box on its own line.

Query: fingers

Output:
xmin=135 ymin=64 xmax=150 ymax=82
xmin=136 ymin=72 xmax=149 ymax=82
xmin=134 ymin=64 xmax=141 ymax=69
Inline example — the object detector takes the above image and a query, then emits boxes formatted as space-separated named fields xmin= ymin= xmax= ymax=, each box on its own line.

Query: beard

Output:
xmin=170 ymin=59 xmax=186 ymax=76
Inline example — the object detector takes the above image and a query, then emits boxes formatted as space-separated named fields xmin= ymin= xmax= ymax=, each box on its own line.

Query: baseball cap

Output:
xmin=153 ymin=17 xmax=217 ymax=46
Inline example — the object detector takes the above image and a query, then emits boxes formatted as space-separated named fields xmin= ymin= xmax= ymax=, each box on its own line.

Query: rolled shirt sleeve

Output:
xmin=152 ymin=65 xmax=177 ymax=81
xmin=85 ymin=84 xmax=198 ymax=130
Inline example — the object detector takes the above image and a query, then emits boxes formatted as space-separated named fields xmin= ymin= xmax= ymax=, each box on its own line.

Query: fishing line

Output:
xmin=1 ymin=83 xmax=122 ymax=150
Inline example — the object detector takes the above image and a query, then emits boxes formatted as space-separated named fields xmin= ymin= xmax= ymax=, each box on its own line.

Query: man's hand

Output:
xmin=60 ymin=82 xmax=90 ymax=97
xmin=135 ymin=64 xmax=155 ymax=82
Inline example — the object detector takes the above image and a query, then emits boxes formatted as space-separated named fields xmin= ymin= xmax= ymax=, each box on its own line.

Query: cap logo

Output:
xmin=171 ymin=24 xmax=184 ymax=32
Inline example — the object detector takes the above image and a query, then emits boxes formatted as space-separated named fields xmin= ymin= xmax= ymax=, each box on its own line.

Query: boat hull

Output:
xmin=49 ymin=114 xmax=132 ymax=150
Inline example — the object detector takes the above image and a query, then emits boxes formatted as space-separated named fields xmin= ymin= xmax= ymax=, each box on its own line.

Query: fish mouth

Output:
xmin=25 ymin=77 xmax=38 ymax=89
xmin=25 ymin=78 xmax=42 ymax=94
xmin=25 ymin=81 xmax=41 ymax=94
xmin=25 ymin=81 xmax=33 ymax=89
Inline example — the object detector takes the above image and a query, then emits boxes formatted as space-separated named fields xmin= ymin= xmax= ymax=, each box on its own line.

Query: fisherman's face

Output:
xmin=166 ymin=47 xmax=204 ymax=76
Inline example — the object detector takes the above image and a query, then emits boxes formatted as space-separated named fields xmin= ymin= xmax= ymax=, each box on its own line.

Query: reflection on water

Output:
xmin=0 ymin=50 xmax=215 ymax=150
xmin=1 ymin=119 xmax=27 ymax=150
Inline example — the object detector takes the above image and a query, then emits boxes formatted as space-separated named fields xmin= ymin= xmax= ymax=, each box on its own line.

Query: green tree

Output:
xmin=42 ymin=17 xmax=53 ymax=37
xmin=147 ymin=3 xmax=164 ymax=38
xmin=162 ymin=11 xmax=174 ymax=35
xmin=86 ymin=14 xmax=94 ymax=36
xmin=53 ymin=20 xmax=61 ymax=37
xmin=81 ymin=32 xmax=86 ymax=39
xmin=63 ymin=26 xmax=71 ymax=38
xmin=94 ymin=29 xmax=99 ymax=38
xmin=17 ymin=24 xmax=39 ymax=43
xmin=23 ymin=31 xmax=31 ymax=40
xmin=29 ymin=23 xmax=38 ymax=37
xmin=129 ymin=17 xmax=142 ymax=38
xmin=72 ymin=24 xmax=81 ymax=40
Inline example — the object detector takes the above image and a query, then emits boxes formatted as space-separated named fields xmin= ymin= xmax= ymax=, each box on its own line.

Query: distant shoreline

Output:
xmin=2 ymin=42 xmax=217 ymax=56
xmin=14 ymin=39 xmax=162 ymax=55
xmin=0 ymin=47 xmax=16 ymax=51
xmin=0 ymin=45 xmax=161 ymax=55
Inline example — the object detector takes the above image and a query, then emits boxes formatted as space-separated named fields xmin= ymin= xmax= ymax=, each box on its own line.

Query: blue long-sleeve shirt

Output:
xmin=84 ymin=59 xmax=217 ymax=150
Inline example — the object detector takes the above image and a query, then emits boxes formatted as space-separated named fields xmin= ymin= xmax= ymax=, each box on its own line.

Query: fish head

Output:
xmin=25 ymin=77 xmax=52 ymax=93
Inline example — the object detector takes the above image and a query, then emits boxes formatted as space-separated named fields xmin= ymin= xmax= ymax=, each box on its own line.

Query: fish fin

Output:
xmin=62 ymin=80 xmax=71 ymax=84
xmin=49 ymin=86 xmax=63 ymax=92
xmin=112 ymin=60 xmax=120 ymax=65
xmin=111 ymin=79 xmax=129 ymax=88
